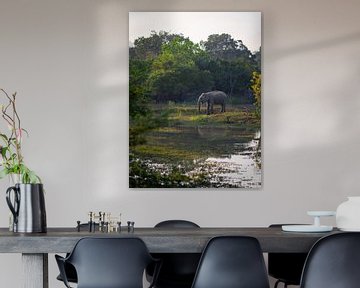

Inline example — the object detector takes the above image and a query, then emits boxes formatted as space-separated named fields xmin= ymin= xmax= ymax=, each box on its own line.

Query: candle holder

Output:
xmin=282 ymin=211 xmax=335 ymax=232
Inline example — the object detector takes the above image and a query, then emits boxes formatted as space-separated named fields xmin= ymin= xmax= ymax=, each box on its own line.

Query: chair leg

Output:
xmin=274 ymin=280 xmax=289 ymax=288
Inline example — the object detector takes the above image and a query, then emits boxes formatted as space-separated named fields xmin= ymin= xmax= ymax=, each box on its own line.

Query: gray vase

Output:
xmin=6 ymin=183 xmax=47 ymax=233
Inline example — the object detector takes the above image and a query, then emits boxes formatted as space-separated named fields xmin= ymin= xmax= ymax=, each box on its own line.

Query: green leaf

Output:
xmin=17 ymin=164 xmax=41 ymax=184
xmin=0 ymin=133 xmax=8 ymax=142
xmin=30 ymin=173 xmax=41 ymax=184
xmin=0 ymin=168 xmax=9 ymax=179
xmin=21 ymin=128 xmax=29 ymax=137
xmin=0 ymin=146 xmax=7 ymax=158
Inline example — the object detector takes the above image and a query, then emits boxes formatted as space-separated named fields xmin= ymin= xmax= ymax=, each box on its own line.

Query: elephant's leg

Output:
xmin=207 ymin=102 xmax=210 ymax=114
xmin=210 ymin=103 xmax=214 ymax=114
xmin=222 ymin=103 xmax=226 ymax=112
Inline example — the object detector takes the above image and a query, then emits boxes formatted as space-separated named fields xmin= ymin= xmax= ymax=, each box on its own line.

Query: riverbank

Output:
xmin=129 ymin=103 xmax=261 ymax=188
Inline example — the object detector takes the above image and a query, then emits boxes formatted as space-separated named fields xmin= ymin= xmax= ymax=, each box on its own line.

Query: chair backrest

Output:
xmin=155 ymin=219 xmax=200 ymax=228
xmin=268 ymin=224 xmax=308 ymax=285
xmin=66 ymin=237 xmax=154 ymax=288
xmin=191 ymin=236 xmax=269 ymax=288
xmin=300 ymin=232 xmax=360 ymax=288
xmin=150 ymin=220 xmax=201 ymax=287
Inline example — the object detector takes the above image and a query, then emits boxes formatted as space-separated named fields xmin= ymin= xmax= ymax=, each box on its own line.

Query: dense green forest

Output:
xmin=130 ymin=31 xmax=260 ymax=104
xmin=129 ymin=31 xmax=261 ymax=188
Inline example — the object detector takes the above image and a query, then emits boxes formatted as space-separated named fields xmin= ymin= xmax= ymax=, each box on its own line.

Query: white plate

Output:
xmin=282 ymin=225 xmax=333 ymax=232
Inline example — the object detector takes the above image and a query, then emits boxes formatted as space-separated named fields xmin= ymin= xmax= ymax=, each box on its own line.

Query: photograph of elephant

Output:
xmin=129 ymin=12 xmax=261 ymax=188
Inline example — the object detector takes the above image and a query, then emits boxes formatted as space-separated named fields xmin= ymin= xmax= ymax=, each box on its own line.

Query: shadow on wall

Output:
xmin=269 ymin=31 xmax=360 ymax=60
xmin=265 ymin=28 xmax=360 ymax=211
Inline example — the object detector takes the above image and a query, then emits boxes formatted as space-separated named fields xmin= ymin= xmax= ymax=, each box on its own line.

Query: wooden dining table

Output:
xmin=0 ymin=226 xmax=339 ymax=288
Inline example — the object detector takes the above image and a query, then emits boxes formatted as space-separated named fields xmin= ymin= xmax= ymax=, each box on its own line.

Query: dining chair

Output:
xmin=268 ymin=224 xmax=308 ymax=288
xmin=55 ymin=237 xmax=161 ymax=288
xmin=191 ymin=236 xmax=270 ymax=288
xmin=300 ymin=232 xmax=360 ymax=288
xmin=147 ymin=220 xmax=201 ymax=288
xmin=56 ymin=223 xmax=99 ymax=284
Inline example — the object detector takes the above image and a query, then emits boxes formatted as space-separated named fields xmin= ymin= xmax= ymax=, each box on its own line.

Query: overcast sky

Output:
xmin=129 ymin=12 xmax=261 ymax=52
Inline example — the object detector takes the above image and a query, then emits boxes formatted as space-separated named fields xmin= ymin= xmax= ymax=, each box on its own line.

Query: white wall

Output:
xmin=0 ymin=0 xmax=360 ymax=287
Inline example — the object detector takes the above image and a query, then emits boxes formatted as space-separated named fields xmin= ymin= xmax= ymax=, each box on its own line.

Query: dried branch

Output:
xmin=0 ymin=88 xmax=40 ymax=183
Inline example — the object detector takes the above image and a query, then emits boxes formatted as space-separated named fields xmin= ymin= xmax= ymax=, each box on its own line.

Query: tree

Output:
xmin=202 ymin=33 xmax=239 ymax=60
xmin=130 ymin=32 xmax=191 ymax=145
xmin=129 ymin=56 xmax=167 ymax=146
xmin=202 ymin=34 xmax=257 ymax=101
xmin=252 ymin=47 xmax=261 ymax=72
xmin=130 ymin=31 xmax=186 ymax=60
xmin=129 ymin=59 xmax=151 ymax=118
xmin=250 ymin=71 xmax=261 ymax=118
xmin=148 ymin=37 xmax=213 ymax=102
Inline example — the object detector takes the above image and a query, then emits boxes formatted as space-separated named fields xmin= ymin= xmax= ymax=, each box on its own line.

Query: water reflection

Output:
xmin=144 ymin=127 xmax=261 ymax=188
xmin=204 ymin=131 xmax=261 ymax=188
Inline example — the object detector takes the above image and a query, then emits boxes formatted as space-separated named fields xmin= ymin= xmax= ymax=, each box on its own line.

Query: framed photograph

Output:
xmin=129 ymin=12 xmax=261 ymax=188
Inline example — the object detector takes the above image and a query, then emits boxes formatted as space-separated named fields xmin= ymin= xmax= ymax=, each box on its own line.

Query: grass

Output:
xmin=132 ymin=144 xmax=206 ymax=162
xmin=130 ymin=102 xmax=260 ymax=163
xmin=151 ymin=103 xmax=260 ymax=129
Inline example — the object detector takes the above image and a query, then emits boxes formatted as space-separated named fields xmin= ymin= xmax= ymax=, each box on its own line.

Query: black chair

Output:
xmin=268 ymin=224 xmax=308 ymax=288
xmin=55 ymin=237 xmax=160 ymax=288
xmin=154 ymin=220 xmax=200 ymax=229
xmin=56 ymin=262 xmax=77 ymax=284
xmin=56 ymin=223 xmax=99 ymax=284
xmin=300 ymin=232 xmax=360 ymax=288
xmin=147 ymin=220 xmax=201 ymax=288
xmin=191 ymin=236 xmax=270 ymax=288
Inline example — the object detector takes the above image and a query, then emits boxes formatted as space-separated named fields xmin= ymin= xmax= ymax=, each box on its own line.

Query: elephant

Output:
xmin=198 ymin=91 xmax=227 ymax=114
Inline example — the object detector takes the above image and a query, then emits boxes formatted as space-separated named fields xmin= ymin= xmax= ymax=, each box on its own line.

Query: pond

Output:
xmin=203 ymin=131 xmax=261 ymax=188
xmin=137 ymin=126 xmax=261 ymax=188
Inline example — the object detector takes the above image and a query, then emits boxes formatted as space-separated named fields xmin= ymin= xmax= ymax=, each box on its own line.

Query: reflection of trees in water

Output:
xmin=254 ymin=135 xmax=261 ymax=169
xmin=201 ymin=131 xmax=261 ymax=188
xmin=148 ymin=126 xmax=257 ymax=159
xmin=196 ymin=126 xmax=230 ymax=138
xmin=132 ymin=128 xmax=261 ymax=188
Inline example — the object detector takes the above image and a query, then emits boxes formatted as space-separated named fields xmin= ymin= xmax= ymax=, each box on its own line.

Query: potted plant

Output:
xmin=0 ymin=88 xmax=46 ymax=233
xmin=0 ymin=88 xmax=40 ymax=183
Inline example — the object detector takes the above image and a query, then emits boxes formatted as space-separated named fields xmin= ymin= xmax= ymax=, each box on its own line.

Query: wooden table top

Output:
xmin=0 ymin=227 xmax=340 ymax=253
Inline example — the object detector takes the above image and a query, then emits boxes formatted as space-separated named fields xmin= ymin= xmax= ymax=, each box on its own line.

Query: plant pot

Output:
xmin=9 ymin=173 xmax=22 ymax=185
xmin=6 ymin=183 xmax=47 ymax=233
xmin=336 ymin=196 xmax=360 ymax=231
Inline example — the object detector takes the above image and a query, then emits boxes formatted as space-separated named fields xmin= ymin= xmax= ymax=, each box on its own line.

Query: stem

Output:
xmin=0 ymin=89 xmax=23 ymax=166
xmin=1 ymin=89 xmax=15 ymax=127
xmin=11 ymin=93 xmax=23 ymax=164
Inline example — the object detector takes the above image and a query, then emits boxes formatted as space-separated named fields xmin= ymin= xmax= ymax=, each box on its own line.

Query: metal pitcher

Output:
xmin=6 ymin=183 xmax=47 ymax=233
